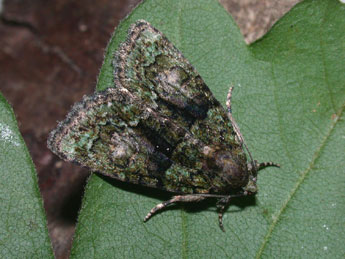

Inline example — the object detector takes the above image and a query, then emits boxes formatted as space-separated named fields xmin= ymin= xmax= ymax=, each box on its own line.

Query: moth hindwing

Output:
xmin=48 ymin=20 xmax=279 ymax=231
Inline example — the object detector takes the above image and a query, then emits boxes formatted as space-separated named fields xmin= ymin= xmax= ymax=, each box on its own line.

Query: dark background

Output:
xmin=0 ymin=0 xmax=300 ymax=258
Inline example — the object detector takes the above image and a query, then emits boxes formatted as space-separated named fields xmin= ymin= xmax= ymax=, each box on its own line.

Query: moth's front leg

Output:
xmin=254 ymin=160 xmax=281 ymax=171
xmin=144 ymin=195 xmax=206 ymax=222
xmin=216 ymin=196 xmax=231 ymax=232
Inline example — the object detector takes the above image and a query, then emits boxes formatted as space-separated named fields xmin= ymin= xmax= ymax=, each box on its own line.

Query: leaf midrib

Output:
xmin=255 ymin=2 xmax=340 ymax=256
xmin=255 ymin=99 xmax=344 ymax=258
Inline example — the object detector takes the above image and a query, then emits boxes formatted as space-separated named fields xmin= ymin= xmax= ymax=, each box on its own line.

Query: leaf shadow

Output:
xmin=97 ymin=173 xmax=257 ymax=217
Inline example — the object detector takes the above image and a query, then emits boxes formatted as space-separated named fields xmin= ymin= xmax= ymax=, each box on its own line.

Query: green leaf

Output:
xmin=71 ymin=0 xmax=345 ymax=258
xmin=0 ymin=93 xmax=53 ymax=258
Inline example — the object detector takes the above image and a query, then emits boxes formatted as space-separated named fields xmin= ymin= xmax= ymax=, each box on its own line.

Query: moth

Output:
xmin=48 ymin=20 xmax=279 ymax=231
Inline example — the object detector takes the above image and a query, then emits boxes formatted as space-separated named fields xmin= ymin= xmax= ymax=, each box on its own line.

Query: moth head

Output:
xmin=243 ymin=161 xmax=259 ymax=194
xmin=211 ymin=149 xmax=249 ymax=190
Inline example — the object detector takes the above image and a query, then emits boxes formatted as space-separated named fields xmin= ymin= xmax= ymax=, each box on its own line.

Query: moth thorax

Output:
xmin=214 ymin=150 xmax=249 ymax=190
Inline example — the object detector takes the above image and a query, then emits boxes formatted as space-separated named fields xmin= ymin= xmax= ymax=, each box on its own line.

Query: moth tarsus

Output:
xmin=48 ymin=19 xmax=280 ymax=231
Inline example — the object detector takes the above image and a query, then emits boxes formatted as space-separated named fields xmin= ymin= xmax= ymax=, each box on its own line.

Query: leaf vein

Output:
xmin=256 ymin=100 xmax=345 ymax=258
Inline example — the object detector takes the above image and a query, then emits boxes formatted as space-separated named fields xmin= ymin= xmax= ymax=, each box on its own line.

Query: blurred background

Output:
xmin=0 ymin=0 xmax=300 ymax=258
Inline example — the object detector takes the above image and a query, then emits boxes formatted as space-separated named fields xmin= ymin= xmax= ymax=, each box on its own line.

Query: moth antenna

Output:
xmin=226 ymin=86 xmax=256 ymax=170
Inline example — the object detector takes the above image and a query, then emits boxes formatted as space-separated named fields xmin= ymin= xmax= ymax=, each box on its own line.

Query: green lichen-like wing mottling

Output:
xmin=112 ymin=20 xmax=246 ymax=192
xmin=113 ymin=21 xmax=241 ymax=148
xmin=48 ymin=87 xmax=174 ymax=190
xmin=48 ymin=20 xmax=247 ymax=194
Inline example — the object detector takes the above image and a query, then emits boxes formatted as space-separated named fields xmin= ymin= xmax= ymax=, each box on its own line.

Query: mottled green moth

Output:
xmin=48 ymin=20 xmax=279 ymax=231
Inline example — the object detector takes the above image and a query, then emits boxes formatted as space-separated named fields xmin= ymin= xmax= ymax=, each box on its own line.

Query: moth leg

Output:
xmin=255 ymin=160 xmax=280 ymax=170
xmin=216 ymin=196 xmax=231 ymax=232
xmin=144 ymin=195 xmax=206 ymax=222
